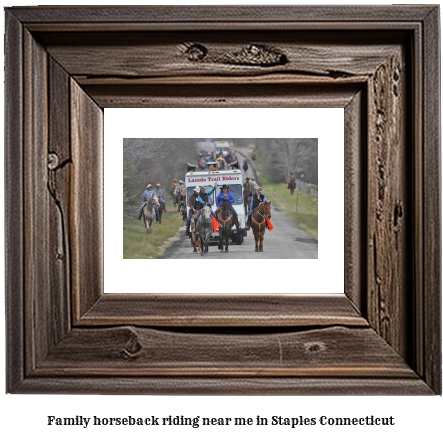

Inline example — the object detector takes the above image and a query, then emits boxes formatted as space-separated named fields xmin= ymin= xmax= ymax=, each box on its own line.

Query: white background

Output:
xmin=1 ymin=1 xmax=442 ymax=438
xmin=105 ymin=108 xmax=344 ymax=294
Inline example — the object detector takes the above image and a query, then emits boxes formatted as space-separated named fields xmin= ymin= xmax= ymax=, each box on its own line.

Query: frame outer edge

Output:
xmin=423 ymin=6 xmax=441 ymax=395
xmin=5 ymin=11 xmax=24 ymax=392
xmin=6 ymin=5 xmax=437 ymax=23
xmin=4 ymin=5 xmax=441 ymax=395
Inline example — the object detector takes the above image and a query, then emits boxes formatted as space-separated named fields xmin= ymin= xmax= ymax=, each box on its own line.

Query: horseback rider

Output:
xmin=153 ymin=183 xmax=167 ymax=212
xmin=250 ymin=177 xmax=258 ymax=196
xmin=199 ymin=184 xmax=217 ymax=206
xmin=137 ymin=184 xmax=159 ymax=220
xmin=243 ymin=177 xmax=253 ymax=195
xmin=216 ymin=184 xmax=241 ymax=230
xmin=186 ymin=186 xmax=202 ymax=235
xmin=175 ymin=179 xmax=185 ymax=211
xmin=185 ymin=184 xmax=219 ymax=235
xmin=171 ymin=178 xmax=178 ymax=196
xmin=245 ymin=187 xmax=267 ymax=230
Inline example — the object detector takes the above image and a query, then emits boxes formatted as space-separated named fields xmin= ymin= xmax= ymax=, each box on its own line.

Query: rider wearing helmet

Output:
xmin=216 ymin=185 xmax=241 ymax=230
xmin=245 ymin=187 xmax=267 ymax=230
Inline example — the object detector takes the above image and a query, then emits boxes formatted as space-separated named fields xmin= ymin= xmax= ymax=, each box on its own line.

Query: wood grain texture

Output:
xmin=13 ymin=377 xmax=434 ymax=396
xmin=344 ymin=90 xmax=366 ymax=314
xmin=48 ymin=58 xmax=72 ymax=345
xmin=37 ymin=326 xmax=415 ymax=378
xmin=8 ymin=5 xmax=436 ymax=23
xmin=23 ymin=29 xmax=50 ymax=372
xmin=4 ymin=5 xmax=441 ymax=394
xmin=366 ymin=51 xmax=409 ymax=358
xmin=83 ymin=83 xmax=361 ymax=109
xmin=422 ymin=6 xmax=441 ymax=394
xmin=41 ymin=31 xmax=402 ymax=80
xmin=70 ymin=80 xmax=104 ymax=321
xmin=79 ymin=294 xmax=367 ymax=327
xmin=5 ymin=10 xmax=24 ymax=393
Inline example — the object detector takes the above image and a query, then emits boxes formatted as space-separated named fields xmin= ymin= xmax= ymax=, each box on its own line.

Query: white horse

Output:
xmin=142 ymin=194 xmax=159 ymax=233
xmin=196 ymin=205 xmax=213 ymax=255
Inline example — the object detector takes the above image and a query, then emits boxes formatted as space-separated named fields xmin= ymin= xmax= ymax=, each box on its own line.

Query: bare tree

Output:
xmin=256 ymin=138 xmax=318 ymax=184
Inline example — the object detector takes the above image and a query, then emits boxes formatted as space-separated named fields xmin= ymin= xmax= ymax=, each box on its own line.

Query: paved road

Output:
xmin=162 ymin=148 xmax=318 ymax=259
xmin=162 ymin=205 xmax=318 ymax=259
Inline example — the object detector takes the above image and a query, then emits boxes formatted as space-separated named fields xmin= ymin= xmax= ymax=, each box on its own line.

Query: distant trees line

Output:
xmin=255 ymin=138 xmax=318 ymax=185
xmin=123 ymin=138 xmax=197 ymax=218
xmin=198 ymin=138 xmax=318 ymax=184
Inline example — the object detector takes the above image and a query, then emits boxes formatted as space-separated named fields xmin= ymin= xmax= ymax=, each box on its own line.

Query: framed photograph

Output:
xmin=5 ymin=5 xmax=440 ymax=394
xmin=108 ymin=108 xmax=342 ymax=295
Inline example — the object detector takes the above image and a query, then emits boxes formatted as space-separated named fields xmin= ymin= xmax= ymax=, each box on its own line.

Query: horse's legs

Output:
xmin=259 ymin=230 xmax=264 ymax=251
xmin=219 ymin=230 xmax=223 ymax=251
xmin=200 ymin=236 xmax=204 ymax=256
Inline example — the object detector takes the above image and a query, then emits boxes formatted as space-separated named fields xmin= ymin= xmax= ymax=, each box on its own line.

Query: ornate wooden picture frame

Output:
xmin=5 ymin=6 xmax=441 ymax=394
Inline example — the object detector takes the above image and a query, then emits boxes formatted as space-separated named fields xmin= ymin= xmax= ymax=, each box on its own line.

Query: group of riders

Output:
xmin=185 ymin=183 xmax=240 ymax=236
xmin=138 ymin=175 xmax=267 ymax=234
xmin=183 ymin=176 xmax=267 ymax=236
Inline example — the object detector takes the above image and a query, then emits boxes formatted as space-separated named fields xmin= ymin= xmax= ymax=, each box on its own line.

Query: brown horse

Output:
xmin=156 ymin=200 xmax=164 ymax=223
xmin=251 ymin=201 xmax=272 ymax=252
xmin=217 ymin=199 xmax=234 ymax=252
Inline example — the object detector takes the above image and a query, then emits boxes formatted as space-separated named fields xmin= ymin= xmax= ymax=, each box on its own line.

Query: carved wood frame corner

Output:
xmin=5 ymin=5 xmax=441 ymax=394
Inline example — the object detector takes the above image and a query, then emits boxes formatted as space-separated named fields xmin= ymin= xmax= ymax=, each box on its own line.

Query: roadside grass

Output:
xmin=123 ymin=202 xmax=185 ymax=259
xmin=253 ymin=150 xmax=318 ymax=240
xmin=261 ymin=176 xmax=318 ymax=240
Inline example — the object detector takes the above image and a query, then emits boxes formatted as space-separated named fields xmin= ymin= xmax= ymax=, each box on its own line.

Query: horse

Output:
xmin=196 ymin=205 xmax=213 ymax=256
xmin=189 ymin=211 xmax=201 ymax=254
xmin=217 ymin=199 xmax=234 ymax=252
xmin=170 ymin=189 xmax=178 ymax=208
xmin=173 ymin=190 xmax=180 ymax=210
xmin=142 ymin=194 xmax=160 ymax=233
xmin=288 ymin=177 xmax=296 ymax=195
xmin=156 ymin=199 xmax=164 ymax=223
xmin=251 ymin=201 xmax=272 ymax=252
